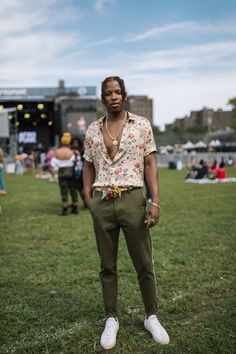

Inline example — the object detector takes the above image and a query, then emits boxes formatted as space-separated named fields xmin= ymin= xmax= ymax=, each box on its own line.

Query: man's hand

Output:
xmin=145 ymin=204 xmax=160 ymax=228
xmin=84 ymin=194 xmax=93 ymax=207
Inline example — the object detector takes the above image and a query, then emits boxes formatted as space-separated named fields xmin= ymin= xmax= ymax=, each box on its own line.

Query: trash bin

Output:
xmin=168 ymin=161 xmax=176 ymax=169
xmin=176 ymin=159 xmax=183 ymax=170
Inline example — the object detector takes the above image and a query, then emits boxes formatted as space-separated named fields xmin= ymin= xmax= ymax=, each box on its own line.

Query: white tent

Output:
xmin=183 ymin=141 xmax=195 ymax=149
xmin=165 ymin=145 xmax=174 ymax=151
xmin=214 ymin=139 xmax=221 ymax=146
xmin=194 ymin=141 xmax=207 ymax=148
xmin=209 ymin=139 xmax=221 ymax=147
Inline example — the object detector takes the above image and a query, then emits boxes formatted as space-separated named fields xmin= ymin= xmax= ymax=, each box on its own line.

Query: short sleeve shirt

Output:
xmin=84 ymin=112 xmax=157 ymax=187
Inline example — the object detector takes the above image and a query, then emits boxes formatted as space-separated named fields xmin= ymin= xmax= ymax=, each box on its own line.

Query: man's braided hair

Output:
xmin=101 ymin=76 xmax=127 ymax=101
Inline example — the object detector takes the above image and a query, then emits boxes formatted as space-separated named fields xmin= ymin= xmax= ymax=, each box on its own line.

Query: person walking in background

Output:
xmin=23 ymin=152 xmax=34 ymax=174
xmin=51 ymin=133 xmax=78 ymax=216
xmin=46 ymin=147 xmax=56 ymax=181
xmin=70 ymin=137 xmax=87 ymax=208
xmin=0 ymin=148 xmax=7 ymax=196
xmin=15 ymin=152 xmax=24 ymax=175
xmin=83 ymin=76 xmax=169 ymax=350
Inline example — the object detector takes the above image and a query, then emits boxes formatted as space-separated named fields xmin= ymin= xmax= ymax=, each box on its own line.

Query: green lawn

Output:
xmin=0 ymin=168 xmax=235 ymax=354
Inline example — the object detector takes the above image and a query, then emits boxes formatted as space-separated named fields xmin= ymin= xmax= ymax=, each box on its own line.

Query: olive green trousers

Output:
xmin=89 ymin=188 xmax=158 ymax=317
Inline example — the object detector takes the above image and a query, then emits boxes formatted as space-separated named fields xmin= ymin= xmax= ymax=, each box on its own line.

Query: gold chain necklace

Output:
xmin=105 ymin=112 xmax=127 ymax=146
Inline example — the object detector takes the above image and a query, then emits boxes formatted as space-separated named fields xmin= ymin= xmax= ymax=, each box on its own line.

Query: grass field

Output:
xmin=0 ymin=167 xmax=235 ymax=354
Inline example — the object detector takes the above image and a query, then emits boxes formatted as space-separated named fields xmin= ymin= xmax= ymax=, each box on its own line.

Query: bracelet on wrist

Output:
xmin=150 ymin=202 xmax=161 ymax=209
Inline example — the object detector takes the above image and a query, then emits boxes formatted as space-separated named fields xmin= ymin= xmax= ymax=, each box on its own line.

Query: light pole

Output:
xmin=207 ymin=115 xmax=212 ymax=134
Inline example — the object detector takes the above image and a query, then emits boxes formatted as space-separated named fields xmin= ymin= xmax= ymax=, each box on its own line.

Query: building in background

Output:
xmin=97 ymin=95 xmax=153 ymax=124
xmin=56 ymin=95 xmax=96 ymax=139
xmin=125 ymin=96 xmax=153 ymax=124
xmin=0 ymin=82 xmax=154 ymax=153
xmin=0 ymin=81 xmax=97 ymax=150
xmin=165 ymin=107 xmax=233 ymax=132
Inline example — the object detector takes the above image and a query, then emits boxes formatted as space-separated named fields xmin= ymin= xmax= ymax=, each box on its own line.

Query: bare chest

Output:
xmin=101 ymin=125 xmax=123 ymax=160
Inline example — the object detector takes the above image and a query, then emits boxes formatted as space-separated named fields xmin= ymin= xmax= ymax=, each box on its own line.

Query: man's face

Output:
xmin=102 ymin=80 xmax=126 ymax=114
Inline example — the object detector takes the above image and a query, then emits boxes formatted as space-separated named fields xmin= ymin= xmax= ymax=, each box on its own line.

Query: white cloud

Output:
xmin=0 ymin=2 xmax=235 ymax=129
xmin=2 ymin=32 xmax=76 ymax=58
xmin=0 ymin=0 xmax=82 ymax=37
xmin=170 ymin=74 xmax=235 ymax=129
xmin=127 ymin=71 xmax=236 ymax=129
xmin=127 ymin=19 xmax=236 ymax=41
xmin=92 ymin=41 xmax=236 ymax=77
xmin=86 ymin=37 xmax=115 ymax=48
xmin=94 ymin=0 xmax=115 ymax=13
xmin=1 ymin=38 xmax=235 ymax=129
xmin=0 ymin=7 xmax=44 ymax=36
xmin=134 ymin=41 xmax=236 ymax=72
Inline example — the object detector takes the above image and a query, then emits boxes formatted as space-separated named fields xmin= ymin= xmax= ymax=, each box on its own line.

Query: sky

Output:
xmin=0 ymin=0 xmax=236 ymax=130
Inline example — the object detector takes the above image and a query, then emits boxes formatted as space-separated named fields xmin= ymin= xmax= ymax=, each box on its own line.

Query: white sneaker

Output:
xmin=100 ymin=317 xmax=119 ymax=350
xmin=144 ymin=315 xmax=170 ymax=345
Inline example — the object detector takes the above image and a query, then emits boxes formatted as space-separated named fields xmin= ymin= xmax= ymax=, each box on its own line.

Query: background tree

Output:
xmin=228 ymin=97 xmax=236 ymax=132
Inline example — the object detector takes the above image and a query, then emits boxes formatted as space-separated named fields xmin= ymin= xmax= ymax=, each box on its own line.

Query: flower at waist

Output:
xmin=101 ymin=186 xmax=122 ymax=200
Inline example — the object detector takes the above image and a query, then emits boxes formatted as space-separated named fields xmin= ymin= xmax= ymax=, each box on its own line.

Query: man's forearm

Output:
xmin=83 ymin=161 xmax=95 ymax=200
xmin=144 ymin=153 xmax=160 ymax=203
xmin=146 ymin=167 xmax=160 ymax=203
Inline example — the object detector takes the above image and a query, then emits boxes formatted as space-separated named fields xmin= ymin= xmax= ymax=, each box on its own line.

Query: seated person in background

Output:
xmin=185 ymin=165 xmax=197 ymax=179
xmin=185 ymin=159 xmax=201 ymax=179
xmin=211 ymin=162 xmax=227 ymax=180
xmin=185 ymin=159 xmax=208 ymax=179
xmin=208 ymin=159 xmax=219 ymax=179
xmin=194 ymin=160 xmax=209 ymax=179
xmin=208 ymin=159 xmax=218 ymax=171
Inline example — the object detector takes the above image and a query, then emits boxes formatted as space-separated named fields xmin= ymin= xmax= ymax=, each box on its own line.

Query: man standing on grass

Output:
xmin=83 ymin=76 xmax=169 ymax=350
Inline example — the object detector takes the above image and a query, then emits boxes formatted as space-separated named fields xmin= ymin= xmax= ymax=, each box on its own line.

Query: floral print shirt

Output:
xmin=84 ymin=112 xmax=157 ymax=187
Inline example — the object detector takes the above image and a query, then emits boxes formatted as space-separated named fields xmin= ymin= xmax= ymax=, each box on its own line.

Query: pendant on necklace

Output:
xmin=113 ymin=140 xmax=118 ymax=146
